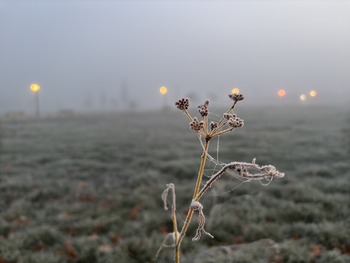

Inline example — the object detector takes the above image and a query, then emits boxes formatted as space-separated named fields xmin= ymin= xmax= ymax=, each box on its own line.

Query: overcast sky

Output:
xmin=1 ymin=0 xmax=349 ymax=114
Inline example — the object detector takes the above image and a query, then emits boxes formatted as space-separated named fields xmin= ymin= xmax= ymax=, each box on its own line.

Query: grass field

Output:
xmin=0 ymin=105 xmax=349 ymax=263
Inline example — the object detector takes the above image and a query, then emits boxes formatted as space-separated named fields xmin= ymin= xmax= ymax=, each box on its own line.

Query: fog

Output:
xmin=1 ymin=0 xmax=350 ymax=114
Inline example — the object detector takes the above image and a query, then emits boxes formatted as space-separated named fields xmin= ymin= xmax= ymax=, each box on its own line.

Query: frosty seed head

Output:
xmin=228 ymin=116 xmax=244 ymax=128
xmin=198 ymin=100 xmax=209 ymax=117
xmin=223 ymin=113 xmax=237 ymax=120
xmin=175 ymin=98 xmax=190 ymax=110
xmin=229 ymin=93 xmax=244 ymax=102
xmin=189 ymin=117 xmax=204 ymax=132
xmin=234 ymin=165 xmax=248 ymax=176
xmin=210 ymin=121 xmax=218 ymax=130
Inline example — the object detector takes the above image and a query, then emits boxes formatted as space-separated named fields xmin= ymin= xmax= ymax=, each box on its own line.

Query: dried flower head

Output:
xmin=189 ymin=117 xmax=204 ymax=133
xmin=228 ymin=116 xmax=244 ymax=128
xmin=175 ymin=98 xmax=190 ymax=111
xmin=234 ymin=165 xmax=248 ymax=176
xmin=210 ymin=121 xmax=218 ymax=131
xmin=223 ymin=113 xmax=237 ymax=120
xmin=229 ymin=93 xmax=244 ymax=102
xmin=198 ymin=100 xmax=209 ymax=117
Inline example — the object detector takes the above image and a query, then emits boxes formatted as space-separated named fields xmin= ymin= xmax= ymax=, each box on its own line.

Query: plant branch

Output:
xmin=184 ymin=109 xmax=193 ymax=122
xmin=211 ymin=127 xmax=235 ymax=138
xmin=195 ymin=161 xmax=285 ymax=201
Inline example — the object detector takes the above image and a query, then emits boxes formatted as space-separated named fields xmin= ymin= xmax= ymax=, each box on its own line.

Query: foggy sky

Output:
xmin=1 ymin=0 xmax=350 ymax=114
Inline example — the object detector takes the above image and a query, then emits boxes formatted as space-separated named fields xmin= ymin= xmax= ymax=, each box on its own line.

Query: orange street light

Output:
xmin=30 ymin=83 xmax=40 ymax=93
xmin=277 ymin=89 xmax=286 ymax=97
xmin=30 ymin=83 xmax=41 ymax=117
xmin=231 ymin=88 xmax=240 ymax=94
xmin=160 ymin=86 xmax=168 ymax=95
xmin=309 ymin=90 xmax=317 ymax=97
xmin=159 ymin=86 xmax=168 ymax=109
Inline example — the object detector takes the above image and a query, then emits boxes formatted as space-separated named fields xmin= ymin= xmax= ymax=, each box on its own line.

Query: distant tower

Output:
xmin=83 ymin=92 xmax=94 ymax=111
xmin=99 ymin=91 xmax=107 ymax=111
xmin=120 ymin=79 xmax=130 ymax=109
xmin=109 ymin=97 xmax=118 ymax=110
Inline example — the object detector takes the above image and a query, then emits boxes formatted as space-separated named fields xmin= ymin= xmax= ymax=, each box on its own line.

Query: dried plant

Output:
xmin=158 ymin=94 xmax=285 ymax=263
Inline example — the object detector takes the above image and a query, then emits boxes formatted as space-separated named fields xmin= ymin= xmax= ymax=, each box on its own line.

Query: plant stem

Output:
xmin=193 ymin=139 xmax=210 ymax=199
xmin=171 ymin=186 xmax=178 ymax=245
xmin=175 ymin=139 xmax=210 ymax=263
xmin=175 ymin=208 xmax=193 ymax=263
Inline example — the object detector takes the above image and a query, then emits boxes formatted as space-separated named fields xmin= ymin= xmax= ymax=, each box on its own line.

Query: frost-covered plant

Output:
xmin=158 ymin=94 xmax=285 ymax=263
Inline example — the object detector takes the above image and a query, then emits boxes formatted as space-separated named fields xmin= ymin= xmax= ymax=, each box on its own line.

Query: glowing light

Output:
xmin=277 ymin=89 xmax=286 ymax=97
xmin=300 ymin=94 xmax=307 ymax=101
xmin=159 ymin=86 xmax=168 ymax=95
xmin=231 ymin=88 xmax=240 ymax=94
xmin=309 ymin=90 xmax=317 ymax=97
xmin=30 ymin=83 xmax=40 ymax=93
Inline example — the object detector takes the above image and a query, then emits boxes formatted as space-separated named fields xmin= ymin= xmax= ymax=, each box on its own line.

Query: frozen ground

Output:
xmin=0 ymin=105 xmax=349 ymax=262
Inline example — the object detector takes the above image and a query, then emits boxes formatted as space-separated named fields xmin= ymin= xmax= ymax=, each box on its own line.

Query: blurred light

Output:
xmin=159 ymin=86 xmax=168 ymax=95
xmin=300 ymin=94 xmax=307 ymax=101
xmin=277 ymin=89 xmax=286 ymax=97
xmin=231 ymin=88 xmax=240 ymax=94
xmin=30 ymin=83 xmax=40 ymax=93
xmin=309 ymin=90 xmax=317 ymax=97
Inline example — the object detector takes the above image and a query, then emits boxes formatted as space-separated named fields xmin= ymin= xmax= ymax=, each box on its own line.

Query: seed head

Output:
xmin=189 ymin=117 xmax=204 ymax=132
xmin=229 ymin=93 xmax=244 ymax=102
xmin=175 ymin=98 xmax=190 ymax=110
xmin=210 ymin=121 xmax=218 ymax=131
xmin=223 ymin=113 xmax=237 ymax=120
xmin=234 ymin=165 xmax=248 ymax=176
xmin=228 ymin=116 xmax=244 ymax=128
xmin=198 ymin=100 xmax=209 ymax=117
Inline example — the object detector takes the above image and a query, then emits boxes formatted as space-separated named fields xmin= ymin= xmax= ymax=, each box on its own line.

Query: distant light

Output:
xmin=309 ymin=90 xmax=317 ymax=97
xmin=159 ymin=86 xmax=168 ymax=95
xmin=300 ymin=94 xmax=307 ymax=101
xmin=231 ymin=88 xmax=240 ymax=94
xmin=277 ymin=89 xmax=286 ymax=97
xmin=30 ymin=83 xmax=40 ymax=93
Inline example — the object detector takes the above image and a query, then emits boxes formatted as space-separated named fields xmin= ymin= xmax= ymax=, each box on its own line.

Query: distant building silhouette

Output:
xmin=83 ymin=92 xmax=94 ymax=111
xmin=99 ymin=91 xmax=107 ymax=110
xmin=120 ymin=79 xmax=130 ymax=110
